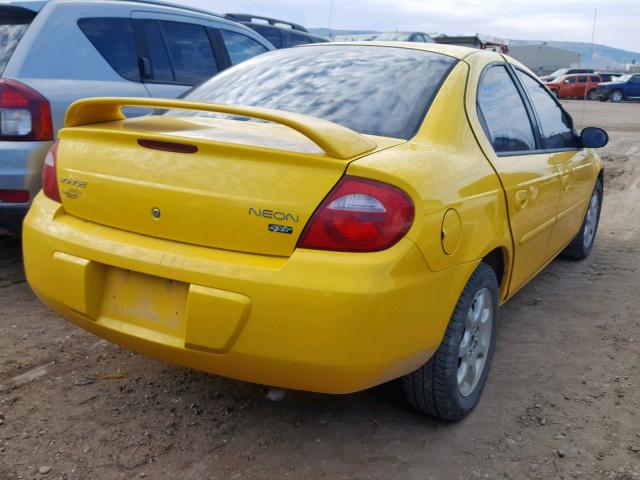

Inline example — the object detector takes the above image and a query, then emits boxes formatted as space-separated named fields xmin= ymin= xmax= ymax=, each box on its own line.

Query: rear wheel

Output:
xmin=561 ymin=178 xmax=603 ymax=260
xmin=610 ymin=90 xmax=623 ymax=103
xmin=403 ymin=263 xmax=499 ymax=421
xmin=587 ymin=89 xmax=597 ymax=100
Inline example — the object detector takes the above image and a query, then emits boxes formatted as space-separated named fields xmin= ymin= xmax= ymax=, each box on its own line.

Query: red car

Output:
xmin=546 ymin=74 xmax=603 ymax=100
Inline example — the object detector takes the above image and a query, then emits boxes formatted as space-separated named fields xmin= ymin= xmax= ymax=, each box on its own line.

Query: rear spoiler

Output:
xmin=65 ymin=97 xmax=377 ymax=160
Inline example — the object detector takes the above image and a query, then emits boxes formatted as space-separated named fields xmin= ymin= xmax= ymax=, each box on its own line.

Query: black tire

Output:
xmin=403 ymin=263 xmax=499 ymax=421
xmin=610 ymin=90 xmax=623 ymax=103
xmin=587 ymin=90 xmax=597 ymax=101
xmin=561 ymin=178 xmax=603 ymax=260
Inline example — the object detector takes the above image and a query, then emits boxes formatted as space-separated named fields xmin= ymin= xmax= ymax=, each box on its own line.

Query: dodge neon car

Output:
xmin=23 ymin=43 xmax=608 ymax=421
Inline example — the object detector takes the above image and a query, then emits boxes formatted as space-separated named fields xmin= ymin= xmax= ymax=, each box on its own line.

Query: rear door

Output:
xmin=131 ymin=11 xmax=223 ymax=97
xmin=474 ymin=63 xmax=562 ymax=293
xmin=575 ymin=75 xmax=589 ymax=98
xmin=514 ymin=69 xmax=594 ymax=257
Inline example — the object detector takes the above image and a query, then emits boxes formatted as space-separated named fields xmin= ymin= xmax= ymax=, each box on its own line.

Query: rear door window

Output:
xmin=78 ymin=18 xmax=140 ymax=81
xmin=577 ymin=76 xmax=588 ymax=83
xmin=516 ymin=70 xmax=578 ymax=150
xmin=0 ymin=7 xmax=36 ymax=74
xmin=135 ymin=19 xmax=173 ymax=83
xmin=477 ymin=65 xmax=536 ymax=153
xmin=158 ymin=20 xmax=218 ymax=85
xmin=220 ymin=30 xmax=268 ymax=65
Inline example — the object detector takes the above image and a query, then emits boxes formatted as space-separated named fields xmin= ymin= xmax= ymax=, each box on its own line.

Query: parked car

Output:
xmin=224 ymin=14 xmax=329 ymax=48
xmin=596 ymin=74 xmax=640 ymax=102
xmin=539 ymin=68 xmax=595 ymax=82
xmin=545 ymin=74 xmax=603 ymax=100
xmin=335 ymin=32 xmax=434 ymax=43
xmin=0 ymin=0 xmax=272 ymax=235
xmin=595 ymin=72 xmax=623 ymax=83
xmin=23 ymin=43 xmax=608 ymax=421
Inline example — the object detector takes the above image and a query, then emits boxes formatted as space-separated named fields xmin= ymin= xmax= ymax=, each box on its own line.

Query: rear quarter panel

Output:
xmin=347 ymin=59 xmax=513 ymax=299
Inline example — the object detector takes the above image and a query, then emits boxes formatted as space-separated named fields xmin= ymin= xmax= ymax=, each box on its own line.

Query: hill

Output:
xmin=309 ymin=29 xmax=640 ymax=69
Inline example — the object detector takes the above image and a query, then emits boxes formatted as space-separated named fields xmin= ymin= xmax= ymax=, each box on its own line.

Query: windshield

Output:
xmin=548 ymin=68 xmax=568 ymax=78
xmin=179 ymin=45 xmax=456 ymax=139
xmin=0 ymin=7 xmax=36 ymax=74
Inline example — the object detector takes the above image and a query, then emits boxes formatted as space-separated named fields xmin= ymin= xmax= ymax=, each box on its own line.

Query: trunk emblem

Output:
xmin=151 ymin=207 xmax=161 ymax=219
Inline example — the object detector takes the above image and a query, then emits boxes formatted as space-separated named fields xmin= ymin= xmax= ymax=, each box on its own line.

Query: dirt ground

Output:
xmin=1 ymin=100 xmax=639 ymax=480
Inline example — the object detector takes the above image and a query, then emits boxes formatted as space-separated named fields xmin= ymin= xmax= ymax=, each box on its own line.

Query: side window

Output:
xmin=158 ymin=21 xmax=218 ymax=85
xmin=136 ymin=20 xmax=173 ymax=83
xmin=286 ymin=31 xmax=311 ymax=47
xmin=220 ymin=30 xmax=268 ymax=65
xmin=78 ymin=18 xmax=140 ymax=81
xmin=516 ymin=70 xmax=578 ymax=150
xmin=577 ymin=76 xmax=588 ymax=83
xmin=250 ymin=25 xmax=282 ymax=49
xmin=565 ymin=77 xmax=576 ymax=83
xmin=477 ymin=65 xmax=536 ymax=154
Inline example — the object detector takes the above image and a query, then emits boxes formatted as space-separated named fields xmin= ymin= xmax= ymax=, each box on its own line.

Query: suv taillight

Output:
xmin=298 ymin=176 xmax=414 ymax=252
xmin=42 ymin=142 xmax=61 ymax=202
xmin=0 ymin=79 xmax=53 ymax=141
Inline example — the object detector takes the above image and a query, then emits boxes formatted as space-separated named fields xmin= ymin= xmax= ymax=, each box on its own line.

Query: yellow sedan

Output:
xmin=23 ymin=43 xmax=608 ymax=421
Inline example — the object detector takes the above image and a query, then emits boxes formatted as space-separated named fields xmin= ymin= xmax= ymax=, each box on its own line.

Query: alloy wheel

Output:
xmin=458 ymin=288 xmax=494 ymax=397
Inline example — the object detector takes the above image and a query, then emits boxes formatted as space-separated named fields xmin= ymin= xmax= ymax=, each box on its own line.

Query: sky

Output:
xmin=184 ymin=0 xmax=638 ymax=52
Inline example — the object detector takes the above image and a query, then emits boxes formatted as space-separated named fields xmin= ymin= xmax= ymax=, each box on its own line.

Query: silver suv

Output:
xmin=0 ymin=0 xmax=272 ymax=234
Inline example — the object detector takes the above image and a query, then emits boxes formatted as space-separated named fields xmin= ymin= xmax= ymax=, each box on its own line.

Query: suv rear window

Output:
xmin=0 ymin=7 xmax=36 ymax=75
xmin=180 ymin=45 xmax=456 ymax=139
xmin=78 ymin=18 xmax=140 ymax=81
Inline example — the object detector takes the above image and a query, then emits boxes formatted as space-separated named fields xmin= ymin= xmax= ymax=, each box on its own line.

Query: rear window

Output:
xmin=249 ymin=24 xmax=282 ymax=48
xmin=180 ymin=45 xmax=456 ymax=139
xmin=0 ymin=7 xmax=36 ymax=75
xmin=78 ymin=18 xmax=140 ymax=81
xmin=286 ymin=31 xmax=311 ymax=47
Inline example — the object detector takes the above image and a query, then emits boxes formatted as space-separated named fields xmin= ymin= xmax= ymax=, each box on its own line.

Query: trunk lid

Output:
xmin=56 ymin=99 xmax=403 ymax=257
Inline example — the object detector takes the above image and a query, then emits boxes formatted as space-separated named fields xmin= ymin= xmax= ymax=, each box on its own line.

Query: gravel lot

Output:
xmin=1 ymin=100 xmax=639 ymax=480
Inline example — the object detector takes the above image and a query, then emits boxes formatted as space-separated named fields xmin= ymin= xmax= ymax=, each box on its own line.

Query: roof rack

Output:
xmin=106 ymin=0 xmax=224 ymax=19
xmin=224 ymin=13 xmax=308 ymax=32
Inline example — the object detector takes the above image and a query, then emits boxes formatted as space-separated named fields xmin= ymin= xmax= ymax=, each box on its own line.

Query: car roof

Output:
xmin=320 ymin=41 xmax=487 ymax=60
xmin=563 ymin=73 xmax=599 ymax=78
xmin=11 ymin=0 xmax=225 ymax=18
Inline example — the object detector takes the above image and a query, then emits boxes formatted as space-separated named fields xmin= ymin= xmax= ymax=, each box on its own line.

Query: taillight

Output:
xmin=0 ymin=79 xmax=53 ymax=141
xmin=0 ymin=190 xmax=30 ymax=203
xmin=298 ymin=176 xmax=414 ymax=252
xmin=42 ymin=142 xmax=61 ymax=202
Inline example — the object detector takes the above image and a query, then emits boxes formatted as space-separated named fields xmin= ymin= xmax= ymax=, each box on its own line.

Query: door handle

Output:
xmin=515 ymin=190 xmax=529 ymax=209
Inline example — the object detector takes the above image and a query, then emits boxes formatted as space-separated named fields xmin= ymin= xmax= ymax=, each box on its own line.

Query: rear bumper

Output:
xmin=23 ymin=193 xmax=477 ymax=393
xmin=0 ymin=140 xmax=53 ymax=233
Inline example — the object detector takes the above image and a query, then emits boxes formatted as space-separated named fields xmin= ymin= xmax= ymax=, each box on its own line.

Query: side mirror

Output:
xmin=580 ymin=127 xmax=608 ymax=149
xmin=563 ymin=79 xmax=571 ymax=84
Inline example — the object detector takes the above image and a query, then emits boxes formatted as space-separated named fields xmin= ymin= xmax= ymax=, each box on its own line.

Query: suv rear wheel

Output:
xmin=403 ymin=263 xmax=499 ymax=421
